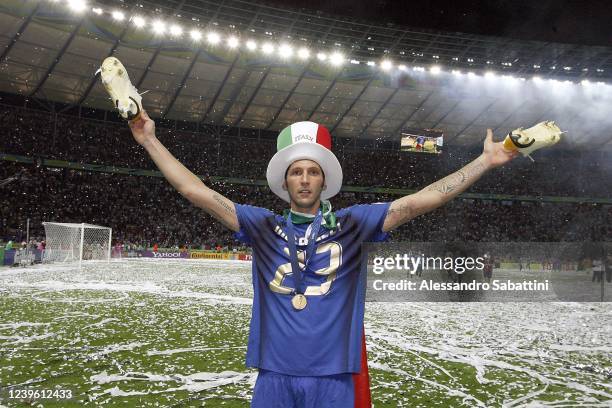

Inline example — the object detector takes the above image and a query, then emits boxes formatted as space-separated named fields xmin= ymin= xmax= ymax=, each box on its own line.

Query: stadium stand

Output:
xmin=1 ymin=105 xmax=610 ymax=248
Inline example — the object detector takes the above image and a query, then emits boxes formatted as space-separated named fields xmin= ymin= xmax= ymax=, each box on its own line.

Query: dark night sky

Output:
xmin=266 ymin=0 xmax=612 ymax=47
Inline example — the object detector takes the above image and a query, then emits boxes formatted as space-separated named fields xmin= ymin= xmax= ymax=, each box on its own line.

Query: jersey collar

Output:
xmin=283 ymin=200 xmax=337 ymax=229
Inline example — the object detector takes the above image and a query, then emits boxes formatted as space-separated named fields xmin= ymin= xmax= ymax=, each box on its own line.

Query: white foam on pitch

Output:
xmin=0 ymin=258 xmax=253 ymax=305
xmin=89 ymin=370 xmax=257 ymax=398
xmin=87 ymin=342 xmax=147 ymax=359
xmin=364 ymin=301 xmax=612 ymax=404
xmin=0 ymin=322 xmax=49 ymax=329
xmin=1 ymin=258 xmax=611 ymax=405
xmin=0 ymin=332 xmax=55 ymax=345
xmin=147 ymin=345 xmax=247 ymax=356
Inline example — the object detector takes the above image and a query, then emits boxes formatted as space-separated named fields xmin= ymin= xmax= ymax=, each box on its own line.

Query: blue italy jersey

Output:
xmin=234 ymin=202 xmax=390 ymax=376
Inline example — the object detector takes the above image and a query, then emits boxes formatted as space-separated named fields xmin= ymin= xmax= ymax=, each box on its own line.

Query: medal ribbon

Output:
xmin=285 ymin=211 xmax=323 ymax=295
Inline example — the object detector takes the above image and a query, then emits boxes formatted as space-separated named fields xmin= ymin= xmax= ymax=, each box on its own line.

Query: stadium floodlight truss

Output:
xmin=1 ymin=0 xmax=612 ymax=146
xmin=42 ymin=222 xmax=112 ymax=268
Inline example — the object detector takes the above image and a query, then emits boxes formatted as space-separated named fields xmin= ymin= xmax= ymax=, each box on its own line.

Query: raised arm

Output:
xmin=128 ymin=110 xmax=239 ymax=232
xmin=382 ymin=129 xmax=518 ymax=232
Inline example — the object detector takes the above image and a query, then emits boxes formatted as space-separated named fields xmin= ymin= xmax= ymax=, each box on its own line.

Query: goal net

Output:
xmin=42 ymin=222 xmax=112 ymax=266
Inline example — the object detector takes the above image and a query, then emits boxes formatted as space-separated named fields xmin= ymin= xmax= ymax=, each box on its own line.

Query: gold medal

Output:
xmin=291 ymin=294 xmax=307 ymax=310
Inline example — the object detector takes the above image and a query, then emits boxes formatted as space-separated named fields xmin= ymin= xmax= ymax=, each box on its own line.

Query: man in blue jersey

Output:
xmin=128 ymin=112 xmax=518 ymax=407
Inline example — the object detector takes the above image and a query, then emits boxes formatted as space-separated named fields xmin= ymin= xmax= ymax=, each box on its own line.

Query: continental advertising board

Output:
xmin=123 ymin=250 xmax=252 ymax=261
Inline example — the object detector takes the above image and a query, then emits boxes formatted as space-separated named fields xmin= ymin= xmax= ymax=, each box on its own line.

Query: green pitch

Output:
xmin=0 ymin=260 xmax=610 ymax=407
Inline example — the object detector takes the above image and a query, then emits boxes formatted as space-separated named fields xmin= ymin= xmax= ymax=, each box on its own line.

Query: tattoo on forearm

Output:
xmin=427 ymin=160 xmax=486 ymax=195
xmin=384 ymin=158 xmax=487 ymax=231
xmin=208 ymin=207 xmax=234 ymax=229
xmin=205 ymin=194 xmax=236 ymax=229
xmin=428 ymin=172 xmax=466 ymax=194
xmin=386 ymin=203 xmax=411 ymax=217
xmin=213 ymin=194 xmax=235 ymax=214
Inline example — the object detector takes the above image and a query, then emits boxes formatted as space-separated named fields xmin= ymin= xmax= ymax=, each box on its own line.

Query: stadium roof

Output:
xmin=1 ymin=0 xmax=611 ymax=149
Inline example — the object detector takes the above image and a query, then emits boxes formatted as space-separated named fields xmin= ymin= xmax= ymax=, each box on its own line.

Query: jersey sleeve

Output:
xmin=340 ymin=202 xmax=391 ymax=243
xmin=233 ymin=204 xmax=276 ymax=245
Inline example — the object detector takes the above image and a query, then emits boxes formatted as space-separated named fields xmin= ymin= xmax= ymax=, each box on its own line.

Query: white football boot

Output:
xmin=502 ymin=121 xmax=563 ymax=161
xmin=96 ymin=57 xmax=143 ymax=121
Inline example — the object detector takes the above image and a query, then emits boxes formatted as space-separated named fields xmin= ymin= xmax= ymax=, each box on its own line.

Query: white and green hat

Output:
xmin=266 ymin=121 xmax=342 ymax=203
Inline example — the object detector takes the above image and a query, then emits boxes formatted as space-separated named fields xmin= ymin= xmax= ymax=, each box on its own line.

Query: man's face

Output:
xmin=283 ymin=160 xmax=325 ymax=210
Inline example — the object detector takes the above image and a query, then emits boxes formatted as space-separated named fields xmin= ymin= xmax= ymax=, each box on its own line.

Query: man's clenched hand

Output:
xmin=481 ymin=128 xmax=519 ymax=169
xmin=128 ymin=110 xmax=156 ymax=146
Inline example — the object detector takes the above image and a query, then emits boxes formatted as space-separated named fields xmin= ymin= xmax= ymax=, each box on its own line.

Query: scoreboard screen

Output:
xmin=400 ymin=129 xmax=443 ymax=154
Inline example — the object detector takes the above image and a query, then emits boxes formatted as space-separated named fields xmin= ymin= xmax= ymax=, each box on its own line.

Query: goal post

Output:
xmin=42 ymin=222 xmax=112 ymax=267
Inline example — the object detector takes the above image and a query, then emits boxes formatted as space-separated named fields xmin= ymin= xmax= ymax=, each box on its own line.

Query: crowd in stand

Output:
xmin=1 ymin=105 xmax=611 ymax=248
xmin=2 ymin=104 xmax=612 ymax=198
xmin=1 ymin=163 xmax=610 ymax=249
